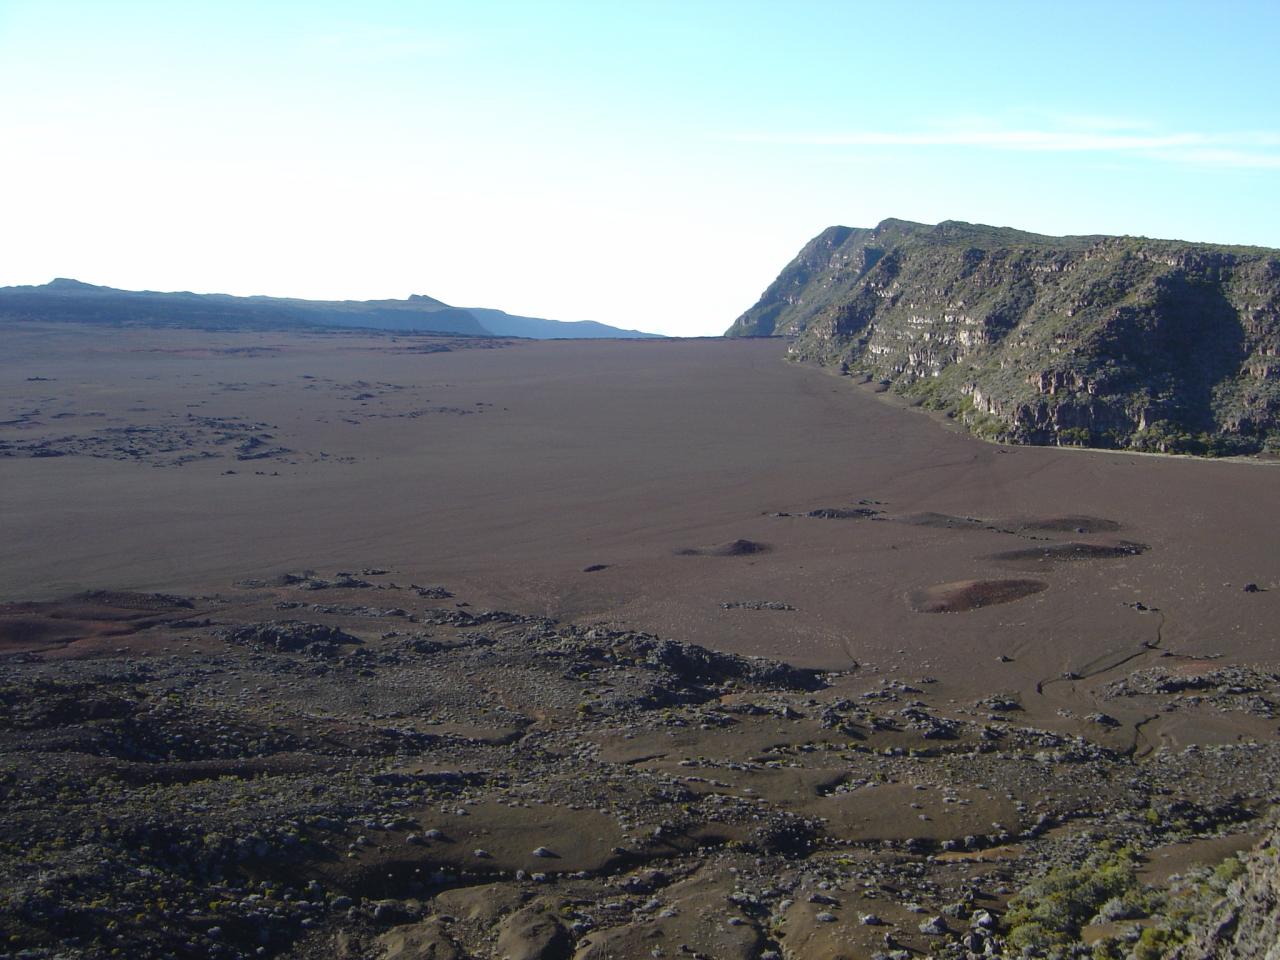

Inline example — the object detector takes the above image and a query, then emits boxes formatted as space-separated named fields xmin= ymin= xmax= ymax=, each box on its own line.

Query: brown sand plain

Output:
xmin=5 ymin=322 xmax=1280 ymax=959
xmin=2 ymin=321 xmax=1278 ymax=733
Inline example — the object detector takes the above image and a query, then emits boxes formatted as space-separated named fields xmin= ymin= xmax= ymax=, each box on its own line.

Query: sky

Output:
xmin=1 ymin=1 xmax=1278 ymax=337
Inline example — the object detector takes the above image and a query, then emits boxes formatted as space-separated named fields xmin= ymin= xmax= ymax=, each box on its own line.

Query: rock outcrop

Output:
xmin=727 ymin=219 xmax=1280 ymax=454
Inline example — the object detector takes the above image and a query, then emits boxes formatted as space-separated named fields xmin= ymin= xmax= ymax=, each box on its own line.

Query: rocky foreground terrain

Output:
xmin=3 ymin=576 xmax=1278 ymax=960
xmin=728 ymin=220 xmax=1280 ymax=455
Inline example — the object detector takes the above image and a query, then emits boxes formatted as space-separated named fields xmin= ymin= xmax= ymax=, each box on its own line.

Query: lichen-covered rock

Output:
xmin=220 ymin=619 xmax=361 ymax=652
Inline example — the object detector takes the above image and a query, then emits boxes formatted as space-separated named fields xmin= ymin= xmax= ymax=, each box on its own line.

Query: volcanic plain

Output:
xmin=2 ymin=323 xmax=1279 ymax=960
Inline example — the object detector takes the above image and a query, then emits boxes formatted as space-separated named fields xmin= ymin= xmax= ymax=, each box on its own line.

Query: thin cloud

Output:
xmin=1151 ymin=147 xmax=1280 ymax=169
xmin=731 ymin=130 xmax=1205 ymax=150
xmin=727 ymin=125 xmax=1280 ymax=168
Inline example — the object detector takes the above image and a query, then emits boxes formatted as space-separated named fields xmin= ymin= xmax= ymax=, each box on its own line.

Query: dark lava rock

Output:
xmin=632 ymin=637 xmax=824 ymax=691
xmin=220 ymin=620 xmax=361 ymax=653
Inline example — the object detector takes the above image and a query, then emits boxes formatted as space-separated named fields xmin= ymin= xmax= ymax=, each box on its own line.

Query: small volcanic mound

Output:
xmin=990 ymin=541 xmax=1149 ymax=563
xmin=895 ymin=512 xmax=985 ymax=529
xmin=1018 ymin=515 xmax=1122 ymax=534
xmin=675 ymin=539 xmax=771 ymax=557
xmin=909 ymin=579 xmax=1048 ymax=613
xmin=806 ymin=507 xmax=879 ymax=519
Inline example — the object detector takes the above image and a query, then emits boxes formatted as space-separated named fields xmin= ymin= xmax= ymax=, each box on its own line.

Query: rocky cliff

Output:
xmin=728 ymin=219 xmax=1280 ymax=455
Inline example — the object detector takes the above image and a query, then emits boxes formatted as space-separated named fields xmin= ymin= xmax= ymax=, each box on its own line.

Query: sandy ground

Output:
xmin=3 ymin=323 xmax=1278 ymax=708
xmin=4 ymin=323 xmax=1280 ymax=959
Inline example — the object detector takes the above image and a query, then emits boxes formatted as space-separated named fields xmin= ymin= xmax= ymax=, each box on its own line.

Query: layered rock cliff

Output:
xmin=728 ymin=219 xmax=1280 ymax=454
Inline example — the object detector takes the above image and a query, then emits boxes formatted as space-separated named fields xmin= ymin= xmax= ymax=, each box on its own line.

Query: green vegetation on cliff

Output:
xmin=728 ymin=219 xmax=1280 ymax=454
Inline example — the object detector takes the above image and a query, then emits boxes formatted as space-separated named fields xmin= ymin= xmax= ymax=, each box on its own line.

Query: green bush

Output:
xmin=1056 ymin=426 xmax=1092 ymax=446
xmin=1132 ymin=925 xmax=1188 ymax=960
xmin=1212 ymin=856 xmax=1245 ymax=886
xmin=1004 ymin=845 xmax=1139 ymax=951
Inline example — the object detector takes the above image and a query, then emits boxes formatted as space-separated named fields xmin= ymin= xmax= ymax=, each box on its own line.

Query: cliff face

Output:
xmin=728 ymin=219 xmax=1280 ymax=455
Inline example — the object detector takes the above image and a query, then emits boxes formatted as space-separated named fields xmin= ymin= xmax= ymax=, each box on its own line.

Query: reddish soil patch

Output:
xmin=909 ymin=578 xmax=1048 ymax=613
xmin=0 ymin=592 xmax=197 ymax=653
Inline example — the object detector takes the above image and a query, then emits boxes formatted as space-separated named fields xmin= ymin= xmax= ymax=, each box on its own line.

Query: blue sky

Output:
xmin=2 ymin=0 xmax=1277 ymax=335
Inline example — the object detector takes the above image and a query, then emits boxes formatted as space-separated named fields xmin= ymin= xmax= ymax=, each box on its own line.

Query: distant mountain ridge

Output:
xmin=463 ymin=306 xmax=660 ymax=340
xmin=728 ymin=219 xmax=1280 ymax=455
xmin=0 ymin=279 xmax=661 ymax=340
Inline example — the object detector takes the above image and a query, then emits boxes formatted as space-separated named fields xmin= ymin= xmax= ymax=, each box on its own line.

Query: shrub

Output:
xmin=1004 ymin=845 xmax=1139 ymax=952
